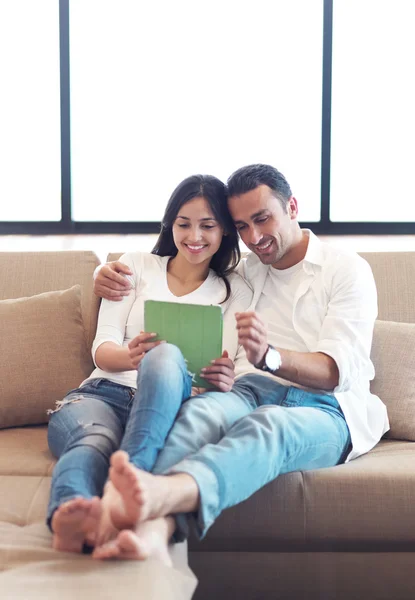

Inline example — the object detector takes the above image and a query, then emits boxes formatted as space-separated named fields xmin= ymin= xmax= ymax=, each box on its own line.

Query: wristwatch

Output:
xmin=255 ymin=345 xmax=282 ymax=373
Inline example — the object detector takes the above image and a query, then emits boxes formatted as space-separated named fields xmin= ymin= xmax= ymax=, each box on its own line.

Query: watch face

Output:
xmin=265 ymin=347 xmax=281 ymax=372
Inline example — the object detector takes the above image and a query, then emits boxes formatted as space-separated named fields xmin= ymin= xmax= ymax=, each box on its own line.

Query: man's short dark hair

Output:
xmin=227 ymin=164 xmax=292 ymax=211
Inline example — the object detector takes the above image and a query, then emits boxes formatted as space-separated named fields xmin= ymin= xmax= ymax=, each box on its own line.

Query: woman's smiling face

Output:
xmin=172 ymin=196 xmax=224 ymax=267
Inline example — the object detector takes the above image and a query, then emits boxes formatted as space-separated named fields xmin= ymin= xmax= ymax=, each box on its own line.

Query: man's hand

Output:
xmin=200 ymin=350 xmax=235 ymax=392
xmin=127 ymin=332 xmax=165 ymax=368
xmin=236 ymin=311 xmax=269 ymax=367
xmin=94 ymin=261 xmax=133 ymax=301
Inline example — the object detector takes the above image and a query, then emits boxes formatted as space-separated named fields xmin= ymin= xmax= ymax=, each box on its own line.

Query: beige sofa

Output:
xmin=1 ymin=250 xmax=415 ymax=600
xmin=0 ymin=251 xmax=196 ymax=599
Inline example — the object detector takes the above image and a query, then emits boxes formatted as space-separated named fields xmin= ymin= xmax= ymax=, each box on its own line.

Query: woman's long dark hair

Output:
xmin=152 ymin=174 xmax=240 ymax=302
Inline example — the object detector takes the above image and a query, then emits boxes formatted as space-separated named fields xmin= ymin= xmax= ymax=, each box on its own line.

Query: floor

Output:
xmin=0 ymin=234 xmax=414 ymax=263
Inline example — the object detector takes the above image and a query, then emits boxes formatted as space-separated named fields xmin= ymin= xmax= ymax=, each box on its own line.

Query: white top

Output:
xmin=234 ymin=260 xmax=310 ymax=388
xmin=85 ymin=252 xmax=253 ymax=389
xmin=236 ymin=230 xmax=390 ymax=461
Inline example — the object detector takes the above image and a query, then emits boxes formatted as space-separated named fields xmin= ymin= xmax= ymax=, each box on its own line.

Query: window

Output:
xmin=69 ymin=0 xmax=323 ymax=223
xmin=0 ymin=1 xmax=61 ymax=222
xmin=2 ymin=1 xmax=413 ymax=234
xmin=330 ymin=0 xmax=415 ymax=222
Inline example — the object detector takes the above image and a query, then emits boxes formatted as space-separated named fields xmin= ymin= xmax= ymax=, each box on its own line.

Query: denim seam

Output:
xmin=126 ymin=388 xmax=135 ymax=410
xmin=181 ymin=369 xmax=192 ymax=398
xmin=284 ymin=438 xmax=349 ymax=471
xmin=282 ymin=386 xmax=301 ymax=407
xmin=279 ymin=406 xmax=349 ymax=467
xmin=300 ymin=470 xmax=307 ymax=544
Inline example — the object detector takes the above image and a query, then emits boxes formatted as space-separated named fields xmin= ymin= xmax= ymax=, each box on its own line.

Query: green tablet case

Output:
xmin=144 ymin=300 xmax=223 ymax=387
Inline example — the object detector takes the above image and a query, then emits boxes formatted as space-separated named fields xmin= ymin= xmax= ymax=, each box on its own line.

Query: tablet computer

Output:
xmin=144 ymin=299 xmax=223 ymax=387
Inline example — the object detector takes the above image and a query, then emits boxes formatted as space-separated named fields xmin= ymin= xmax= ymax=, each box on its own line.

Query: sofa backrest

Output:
xmin=107 ymin=253 xmax=124 ymax=262
xmin=359 ymin=252 xmax=415 ymax=323
xmin=0 ymin=251 xmax=101 ymax=348
xmin=108 ymin=250 xmax=415 ymax=324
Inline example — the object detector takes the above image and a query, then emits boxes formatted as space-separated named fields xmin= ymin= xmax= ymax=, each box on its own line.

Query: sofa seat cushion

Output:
xmin=193 ymin=440 xmax=415 ymax=553
xmin=191 ymin=471 xmax=306 ymax=552
xmin=0 ymin=426 xmax=54 ymax=477
xmin=303 ymin=439 xmax=415 ymax=549
xmin=0 ymin=523 xmax=196 ymax=599
xmin=0 ymin=476 xmax=51 ymax=525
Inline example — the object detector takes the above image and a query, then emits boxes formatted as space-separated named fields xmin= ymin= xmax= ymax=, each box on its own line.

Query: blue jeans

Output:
xmin=153 ymin=374 xmax=351 ymax=541
xmin=47 ymin=343 xmax=192 ymax=526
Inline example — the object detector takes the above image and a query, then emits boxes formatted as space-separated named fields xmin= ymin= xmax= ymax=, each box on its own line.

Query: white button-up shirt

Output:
xmin=235 ymin=230 xmax=389 ymax=461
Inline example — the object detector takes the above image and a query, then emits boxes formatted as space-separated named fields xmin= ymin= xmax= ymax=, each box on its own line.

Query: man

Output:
xmin=91 ymin=164 xmax=389 ymax=561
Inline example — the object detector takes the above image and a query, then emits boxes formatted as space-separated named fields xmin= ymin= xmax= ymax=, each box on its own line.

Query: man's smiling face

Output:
xmin=228 ymin=184 xmax=299 ymax=268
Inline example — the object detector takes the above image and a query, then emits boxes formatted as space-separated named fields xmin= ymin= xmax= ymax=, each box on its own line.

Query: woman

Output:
xmin=47 ymin=174 xmax=252 ymax=554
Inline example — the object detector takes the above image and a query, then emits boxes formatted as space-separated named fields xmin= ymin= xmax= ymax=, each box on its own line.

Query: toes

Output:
xmin=93 ymin=542 xmax=121 ymax=560
xmin=110 ymin=450 xmax=130 ymax=471
xmin=125 ymin=471 xmax=144 ymax=499
xmin=70 ymin=497 xmax=88 ymax=509
xmin=85 ymin=533 xmax=96 ymax=546
xmin=89 ymin=496 xmax=102 ymax=519
xmin=118 ymin=530 xmax=143 ymax=557
xmin=60 ymin=497 xmax=93 ymax=518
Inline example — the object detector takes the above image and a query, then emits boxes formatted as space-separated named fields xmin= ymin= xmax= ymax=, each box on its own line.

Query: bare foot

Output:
xmin=109 ymin=451 xmax=169 ymax=529
xmin=109 ymin=450 xmax=199 ymax=530
xmin=51 ymin=496 xmax=101 ymax=553
xmin=94 ymin=482 xmax=122 ymax=547
xmin=92 ymin=517 xmax=174 ymax=566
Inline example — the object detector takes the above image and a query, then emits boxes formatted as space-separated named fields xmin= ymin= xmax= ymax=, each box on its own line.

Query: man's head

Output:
xmin=227 ymin=164 xmax=304 ymax=268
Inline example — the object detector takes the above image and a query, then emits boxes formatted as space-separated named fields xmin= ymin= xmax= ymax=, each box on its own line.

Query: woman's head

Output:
xmin=152 ymin=175 xmax=240 ymax=296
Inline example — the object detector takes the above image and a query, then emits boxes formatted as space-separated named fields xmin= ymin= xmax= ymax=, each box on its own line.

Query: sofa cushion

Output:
xmin=359 ymin=252 xmax=415 ymax=323
xmin=190 ymin=471 xmax=306 ymax=552
xmin=0 ymin=426 xmax=54 ymax=477
xmin=194 ymin=440 xmax=415 ymax=553
xmin=302 ymin=440 xmax=415 ymax=548
xmin=0 ymin=251 xmax=101 ymax=349
xmin=0 ymin=286 xmax=92 ymax=429
xmin=370 ymin=319 xmax=415 ymax=441
xmin=0 ymin=476 xmax=51 ymax=525
xmin=0 ymin=523 xmax=196 ymax=599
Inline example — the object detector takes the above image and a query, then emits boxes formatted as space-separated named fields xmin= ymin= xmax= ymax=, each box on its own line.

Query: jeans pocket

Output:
xmin=127 ymin=387 xmax=136 ymax=409
xmin=82 ymin=378 xmax=105 ymax=390
xmin=280 ymin=386 xmax=306 ymax=408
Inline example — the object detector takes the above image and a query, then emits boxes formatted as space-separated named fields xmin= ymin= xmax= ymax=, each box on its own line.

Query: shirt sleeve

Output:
xmin=222 ymin=272 xmax=253 ymax=361
xmin=315 ymin=256 xmax=377 ymax=393
xmin=92 ymin=264 xmax=101 ymax=280
xmin=91 ymin=253 xmax=141 ymax=366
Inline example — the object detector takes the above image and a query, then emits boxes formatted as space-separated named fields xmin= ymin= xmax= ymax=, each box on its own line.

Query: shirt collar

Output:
xmin=245 ymin=228 xmax=325 ymax=275
xmin=302 ymin=229 xmax=325 ymax=273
